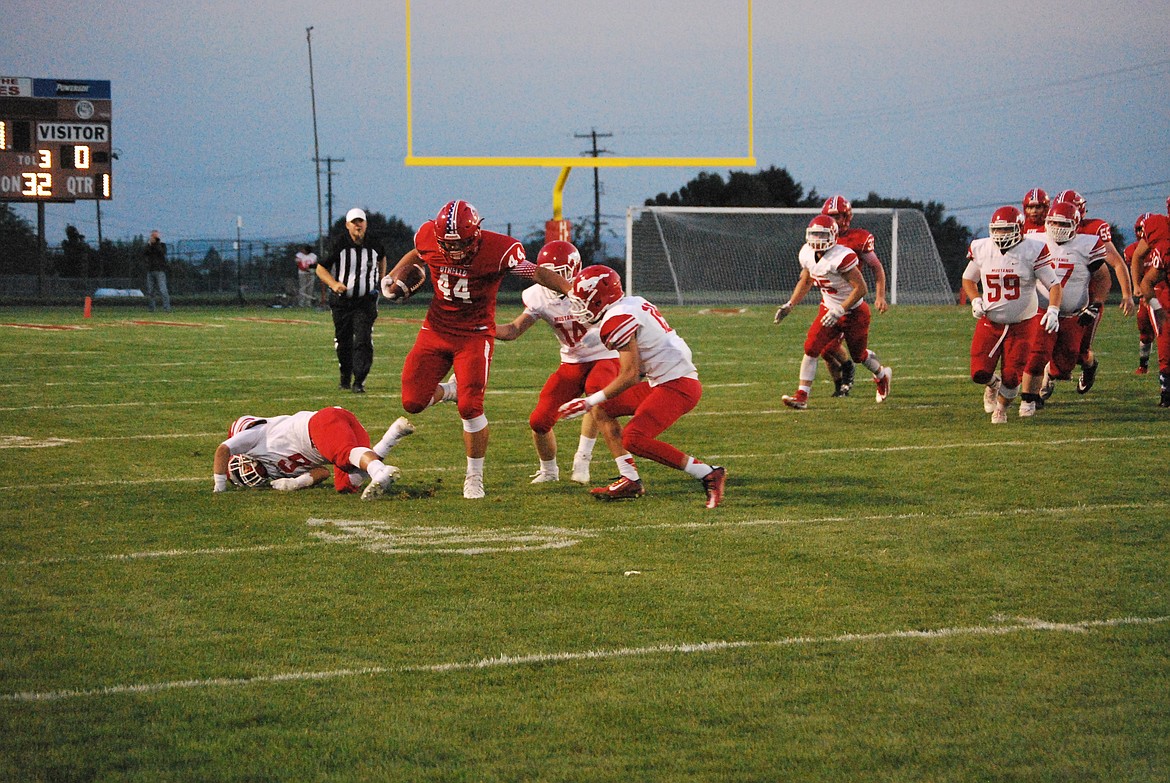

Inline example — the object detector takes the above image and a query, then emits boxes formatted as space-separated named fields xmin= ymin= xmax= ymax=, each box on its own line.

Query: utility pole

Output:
xmin=317 ymin=156 xmax=345 ymax=231
xmin=574 ymin=128 xmax=612 ymax=259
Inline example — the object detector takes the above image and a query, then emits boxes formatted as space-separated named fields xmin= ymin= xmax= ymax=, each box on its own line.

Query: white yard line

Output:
xmin=3 ymin=614 xmax=1164 ymax=703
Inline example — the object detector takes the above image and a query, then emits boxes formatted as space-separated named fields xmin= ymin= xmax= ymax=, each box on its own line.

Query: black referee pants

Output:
xmin=329 ymin=293 xmax=378 ymax=386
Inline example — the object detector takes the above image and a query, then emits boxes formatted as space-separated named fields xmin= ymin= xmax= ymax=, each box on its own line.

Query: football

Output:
xmin=381 ymin=263 xmax=427 ymax=301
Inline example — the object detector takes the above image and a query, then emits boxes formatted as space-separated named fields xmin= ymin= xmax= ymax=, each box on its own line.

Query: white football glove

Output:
xmin=1040 ymin=305 xmax=1061 ymax=334
xmin=970 ymin=297 xmax=985 ymax=319
xmin=271 ymin=478 xmax=301 ymax=491
xmin=773 ymin=302 xmax=793 ymax=324
xmin=820 ymin=303 xmax=845 ymax=327
xmin=558 ymin=397 xmax=592 ymax=421
xmin=213 ymin=474 xmax=228 ymax=493
xmin=380 ymin=275 xmax=409 ymax=301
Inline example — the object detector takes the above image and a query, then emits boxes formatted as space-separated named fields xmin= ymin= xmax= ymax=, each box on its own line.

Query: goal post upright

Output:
xmin=402 ymin=0 xmax=756 ymax=221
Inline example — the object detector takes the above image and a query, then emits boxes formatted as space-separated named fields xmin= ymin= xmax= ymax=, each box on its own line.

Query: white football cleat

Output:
xmin=360 ymin=464 xmax=401 ymax=500
xmin=529 ymin=469 xmax=559 ymax=484
xmin=874 ymin=367 xmax=892 ymax=403
xmin=983 ymin=376 xmax=1001 ymax=414
xmin=990 ymin=407 xmax=1008 ymax=425
xmin=570 ymin=455 xmax=591 ymax=484
xmin=438 ymin=374 xmax=458 ymax=404
xmin=389 ymin=416 xmax=415 ymax=440
xmin=463 ymin=473 xmax=485 ymax=499
xmin=1018 ymin=400 xmax=1036 ymax=418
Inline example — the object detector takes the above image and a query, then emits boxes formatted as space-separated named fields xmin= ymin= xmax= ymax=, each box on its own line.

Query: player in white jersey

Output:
xmin=961 ymin=207 xmax=1062 ymax=423
xmin=773 ymin=215 xmax=892 ymax=409
xmin=554 ymin=265 xmax=726 ymax=509
xmin=212 ymin=407 xmax=414 ymax=500
xmin=1018 ymin=201 xmax=1107 ymax=415
xmin=496 ymin=241 xmax=649 ymax=486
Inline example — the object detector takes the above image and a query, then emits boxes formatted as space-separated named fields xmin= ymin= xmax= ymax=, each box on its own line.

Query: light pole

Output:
xmin=306 ymin=26 xmax=324 ymax=258
xmin=236 ymin=215 xmax=244 ymax=304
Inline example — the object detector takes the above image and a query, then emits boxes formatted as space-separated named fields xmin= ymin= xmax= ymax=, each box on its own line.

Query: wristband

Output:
xmin=585 ymin=390 xmax=608 ymax=408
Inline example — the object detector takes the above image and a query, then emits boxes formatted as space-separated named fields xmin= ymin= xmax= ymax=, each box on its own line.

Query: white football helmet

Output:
xmin=228 ymin=415 xmax=265 ymax=438
xmin=227 ymin=453 xmax=268 ymax=487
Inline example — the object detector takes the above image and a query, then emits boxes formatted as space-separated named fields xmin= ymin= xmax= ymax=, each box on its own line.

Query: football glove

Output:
xmin=971 ymin=297 xmax=985 ymax=319
xmin=1040 ymin=305 xmax=1061 ymax=334
xmin=821 ymin=303 xmax=845 ymax=327
xmin=557 ymin=397 xmax=592 ymax=421
xmin=1077 ymin=301 xmax=1102 ymax=327
xmin=773 ymin=302 xmax=793 ymax=324
xmin=380 ymin=275 xmax=410 ymax=301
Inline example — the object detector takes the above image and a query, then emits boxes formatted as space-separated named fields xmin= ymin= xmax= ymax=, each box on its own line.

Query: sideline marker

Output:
xmin=83 ymin=296 xmax=92 ymax=318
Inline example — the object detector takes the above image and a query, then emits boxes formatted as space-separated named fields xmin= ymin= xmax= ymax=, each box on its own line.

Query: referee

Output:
xmin=316 ymin=208 xmax=386 ymax=393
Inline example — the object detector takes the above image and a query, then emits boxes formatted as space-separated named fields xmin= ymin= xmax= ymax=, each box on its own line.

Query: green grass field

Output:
xmin=1 ymin=302 xmax=1166 ymax=782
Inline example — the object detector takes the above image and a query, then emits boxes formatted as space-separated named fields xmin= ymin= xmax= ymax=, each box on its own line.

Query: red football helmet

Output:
xmin=228 ymin=415 xmax=265 ymax=438
xmin=989 ymin=206 xmax=1024 ymax=250
xmin=433 ymin=200 xmax=483 ymax=263
xmin=1046 ymin=201 xmax=1080 ymax=243
xmin=1135 ymin=212 xmax=1154 ymax=240
xmin=227 ymin=453 xmax=268 ymax=488
xmin=568 ymin=265 xmax=624 ymax=324
xmin=1054 ymin=189 xmax=1086 ymax=217
xmin=535 ymin=240 xmax=582 ymax=281
xmin=821 ymin=195 xmax=853 ymax=230
xmin=805 ymin=214 xmax=839 ymax=251
xmin=1022 ymin=188 xmax=1049 ymax=208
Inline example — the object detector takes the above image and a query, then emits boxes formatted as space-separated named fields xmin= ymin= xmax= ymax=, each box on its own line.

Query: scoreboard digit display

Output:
xmin=0 ymin=76 xmax=112 ymax=202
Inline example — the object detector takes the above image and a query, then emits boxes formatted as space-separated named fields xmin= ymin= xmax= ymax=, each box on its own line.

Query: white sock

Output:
xmin=466 ymin=456 xmax=485 ymax=476
xmin=682 ymin=456 xmax=712 ymax=479
xmin=539 ymin=458 xmax=558 ymax=474
xmin=576 ymin=435 xmax=597 ymax=459
xmin=616 ymin=453 xmax=639 ymax=481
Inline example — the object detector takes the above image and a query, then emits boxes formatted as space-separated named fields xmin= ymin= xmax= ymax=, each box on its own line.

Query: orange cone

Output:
xmin=84 ymin=296 xmax=92 ymax=318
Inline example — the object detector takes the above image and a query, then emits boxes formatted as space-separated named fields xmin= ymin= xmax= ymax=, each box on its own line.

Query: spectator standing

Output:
xmin=295 ymin=244 xmax=318 ymax=307
xmin=143 ymin=230 xmax=171 ymax=312
xmin=316 ymin=208 xmax=385 ymax=394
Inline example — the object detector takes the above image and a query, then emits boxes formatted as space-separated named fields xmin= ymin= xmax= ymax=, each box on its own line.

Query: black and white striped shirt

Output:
xmin=323 ymin=235 xmax=383 ymax=298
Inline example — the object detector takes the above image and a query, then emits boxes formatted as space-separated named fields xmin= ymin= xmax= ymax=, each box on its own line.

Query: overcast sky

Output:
xmin=4 ymin=0 xmax=1169 ymax=250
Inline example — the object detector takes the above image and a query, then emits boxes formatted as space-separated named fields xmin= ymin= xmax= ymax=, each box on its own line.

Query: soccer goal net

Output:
xmin=624 ymin=206 xmax=954 ymax=306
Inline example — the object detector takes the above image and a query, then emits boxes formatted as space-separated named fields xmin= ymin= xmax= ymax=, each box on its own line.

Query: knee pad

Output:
xmin=462 ymin=414 xmax=488 ymax=434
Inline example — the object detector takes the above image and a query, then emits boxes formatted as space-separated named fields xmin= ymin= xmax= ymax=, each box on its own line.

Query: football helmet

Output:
xmin=1022 ymin=188 xmax=1049 ymax=208
xmin=1054 ymin=189 xmax=1087 ymax=217
xmin=821 ymin=195 xmax=853 ymax=230
xmin=805 ymin=214 xmax=839 ymax=251
xmin=433 ymin=200 xmax=483 ymax=263
xmin=227 ymin=453 xmax=268 ymax=488
xmin=1045 ymin=200 xmax=1080 ymax=243
xmin=568 ymin=265 xmax=624 ymax=324
xmin=989 ymin=206 xmax=1024 ymax=250
xmin=228 ymin=415 xmax=265 ymax=438
xmin=535 ymin=240 xmax=582 ymax=281
xmin=1135 ymin=212 xmax=1154 ymax=241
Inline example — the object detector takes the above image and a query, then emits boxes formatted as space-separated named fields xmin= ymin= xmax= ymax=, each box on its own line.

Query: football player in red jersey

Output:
xmin=495 ymin=240 xmax=650 ymax=486
xmin=815 ymin=196 xmax=889 ymax=397
xmin=555 ymin=265 xmax=726 ymax=509
xmin=383 ymin=200 xmax=570 ymax=499
xmin=212 ymin=409 xmax=414 ymax=500
xmin=1127 ymin=214 xmax=1160 ymax=375
xmin=1022 ymin=188 xmax=1050 ymax=234
xmin=1131 ymin=210 xmax=1170 ymax=406
xmin=1043 ymin=190 xmax=1133 ymax=399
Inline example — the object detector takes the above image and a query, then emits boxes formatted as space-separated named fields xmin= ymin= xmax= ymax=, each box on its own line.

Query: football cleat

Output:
xmin=1076 ymin=360 xmax=1098 ymax=394
xmin=983 ymin=376 xmax=1001 ymax=414
xmin=874 ymin=367 xmax=892 ymax=402
xmin=438 ymin=374 xmax=458 ymax=404
xmin=1135 ymin=365 xmax=1149 ymax=375
xmin=360 ymin=465 xmax=401 ymax=501
xmin=991 ymin=407 xmax=1008 ymax=425
xmin=782 ymin=391 xmax=808 ymax=410
xmin=529 ymin=469 xmax=559 ymax=484
xmin=570 ymin=455 xmax=591 ymax=484
xmin=1039 ymin=366 xmax=1055 ymax=401
xmin=463 ymin=473 xmax=485 ymax=499
xmin=1019 ymin=400 xmax=1036 ymax=417
xmin=701 ymin=466 xmax=727 ymax=509
xmin=831 ymin=381 xmax=852 ymax=397
xmin=1161 ymin=390 xmax=1170 ymax=408
xmin=590 ymin=476 xmax=645 ymax=501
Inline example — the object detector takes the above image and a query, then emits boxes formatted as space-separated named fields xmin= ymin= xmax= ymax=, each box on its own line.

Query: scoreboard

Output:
xmin=0 ymin=76 xmax=112 ymax=202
